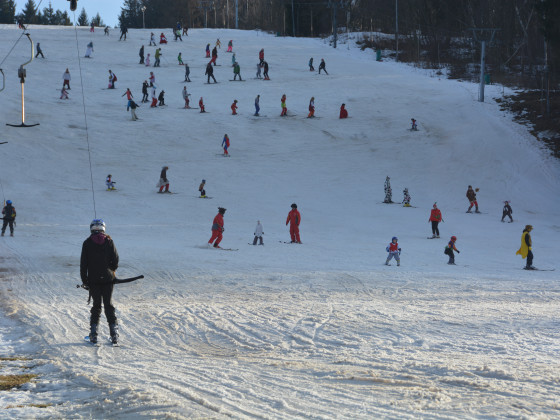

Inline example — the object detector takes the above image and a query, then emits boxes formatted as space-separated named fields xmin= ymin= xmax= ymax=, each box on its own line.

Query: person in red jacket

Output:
xmin=339 ymin=103 xmax=348 ymax=119
xmin=428 ymin=202 xmax=443 ymax=238
xmin=208 ymin=207 xmax=226 ymax=248
xmin=199 ymin=97 xmax=206 ymax=113
xmin=286 ymin=203 xmax=301 ymax=243
xmin=231 ymin=99 xmax=238 ymax=115
xmin=259 ymin=48 xmax=264 ymax=64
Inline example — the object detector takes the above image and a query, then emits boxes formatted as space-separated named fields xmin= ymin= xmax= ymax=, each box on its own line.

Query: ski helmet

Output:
xmin=451 ymin=236 xmax=457 ymax=241
xmin=90 ymin=219 xmax=106 ymax=233
xmin=392 ymin=236 xmax=398 ymax=242
xmin=218 ymin=207 xmax=226 ymax=214
xmin=6 ymin=200 xmax=12 ymax=205
xmin=291 ymin=203 xmax=297 ymax=209
xmin=433 ymin=202 xmax=437 ymax=208
xmin=202 ymin=179 xmax=206 ymax=183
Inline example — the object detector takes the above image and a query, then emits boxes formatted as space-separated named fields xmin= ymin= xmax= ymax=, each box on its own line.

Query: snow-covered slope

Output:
xmin=0 ymin=25 xmax=559 ymax=418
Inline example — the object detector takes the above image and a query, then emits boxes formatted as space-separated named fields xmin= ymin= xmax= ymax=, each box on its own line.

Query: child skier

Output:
xmin=85 ymin=41 xmax=93 ymax=58
xmin=429 ymin=203 xmax=443 ymax=238
xmin=307 ymin=97 xmax=315 ymax=118
xmin=149 ymin=32 xmax=156 ymax=46
xmin=256 ymin=62 xmax=262 ymax=79
xmin=160 ymin=33 xmax=167 ymax=44
xmin=199 ymin=97 xmax=206 ymax=113
xmin=149 ymin=71 xmax=156 ymax=86
xmin=502 ymin=201 xmax=513 ymax=222
xmin=216 ymin=38 xmax=221 ymax=48
xmin=385 ymin=237 xmax=401 ymax=266
xmin=199 ymin=180 xmax=206 ymax=197
xmin=157 ymin=166 xmax=170 ymax=193
xmin=210 ymin=47 xmax=218 ymax=66
xmin=150 ymin=85 xmax=158 ymax=107
xmin=145 ymin=53 xmax=151 ymax=67
xmin=178 ymin=52 xmax=183 ymax=65
xmin=205 ymin=43 xmax=211 ymax=58
xmin=254 ymin=95 xmax=260 ymax=116
xmin=339 ymin=103 xmax=348 ymax=119
xmin=402 ymin=188 xmax=411 ymax=207
xmin=182 ymin=86 xmax=191 ymax=108
xmin=233 ymin=62 xmax=242 ymax=80
xmin=60 ymin=87 xmax=69 ymax=100
xmin=318 ymin=58 xmax=328 ymax=74
xmin=184 ymin=63 xmax=191 ymax=82
xmin=466 ymin=185 xmax=480 ymax=213
xmin=63 ymin=68 xmax=71 ymax=89
xmin=106 ymin=175 xmax=116 ymax=190
xmin=516 ymin=225 xmax=534 ymax=270
xmin=263 ymin=61 xmax=269 ymax=80
xmin=308 ymin=57 xmax=314 ymax=71
xmin=142 ymin=80 xmax=149 ymax=102
xmin=286 ymin=203 xmax=301 ymax=243
xmin=108 ymin=70 xmax=117 ymax=89
xmin=158 ymin=90 xmax=165 ymax=106
xmin=222 ymin=134 xmax=230 ymax=155
xmin=411 ymin=118 xmax=418 ymax=131
xmin=280 ymin=94 xmax=287 ymax=116
xmin=253 ymin=221 xmax=264 ymax=245
xmin=208 ymin=207 xmax=226 ymax=248
xmin=1 ymin=200 xmax=16 ymax=237
xmin=231 ymin=100 xmax=238 ymax=115
xmin=384 ymin=176 xmax=393 ymax=203
xmin=444 ymin=236 xmax=460 ymax=265
xmin=227 ymin=40 xmax=233 ymax=52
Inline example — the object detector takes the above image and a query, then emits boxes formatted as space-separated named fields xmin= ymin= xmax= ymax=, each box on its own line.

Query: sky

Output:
xmin=18 ymin=0 xmax=124 ymax=27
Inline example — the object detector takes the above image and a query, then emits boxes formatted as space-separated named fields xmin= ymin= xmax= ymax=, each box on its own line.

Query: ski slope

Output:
xmin=0 ymin=25 xmax=559 ymax=418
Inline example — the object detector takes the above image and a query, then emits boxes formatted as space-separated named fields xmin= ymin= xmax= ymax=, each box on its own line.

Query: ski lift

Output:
xmin=0 ymin=68 xmax=5 ymax=93
xmin=6 ymin=33 xmax=39 ymax=128
xmin=68 ymin=0 xmax=78 ymax=12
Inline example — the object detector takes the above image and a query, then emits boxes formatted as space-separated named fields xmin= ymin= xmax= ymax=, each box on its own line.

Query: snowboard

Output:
xmin=427 ymin=236 xmax=440 ymax=239
xmin=523 ymin=267 xmax=555 ymax=271
xmin=229 ymin=80 xmax=246 ymax=82
xmin=196 ymin=196 xmax=213 ymax=199
xmin=279 ymin=241 xmax=302 ymax=244
xmin=157 ymin=191 xmax=179 ymax=194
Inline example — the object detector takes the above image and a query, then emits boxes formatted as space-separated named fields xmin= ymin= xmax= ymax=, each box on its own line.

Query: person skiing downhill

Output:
xmin=208 ymin=207 xmax=226 ymax=248
xmin=216 ymin=38 xmax=221 ymax=48
xmin=466 ymin=185 xmax=480 ymax=213
xmin=231 ymin=100 xmax=238 ymax=115
xmin=80 ymin=219 xmax=120 ymax=344
xmin=307 ymin=97 xmax=315 ymax=118
xmin=402 ymin=188 xmax=411 ymax=207
xmin=253 ymin=220 xmax=264 ymax=245
xmin=90 ymin=22 xmax=95 ymax=32
xmin=158 ymin=90 xmax=165 ymax=106
xmin=157 ymin=166 xmax=170 ymax=193
xmin=63 ymin=68 xmax=71 ymax=89
xmin=139 ymin=45 xmax=145 ymax=64
xmin=385 ymin=237 xmax=401 ymax=266
xmin=106 ymin=175 xmax=116 ymax=190
xmin=145 ymin=53 xmax=151 ymax=67
xmin=1 ymin=200 xmax=16 ymax=237
xmin=516 ymin=225 xmax=535 ymax=269
xmin=182 ymin=86 xmax=191 ymax=108
xmin=318 ymin=58 xmax=328 ymax=74
xmin=233 ymin=62 xmax=242 ymax=80
xmin=429 ymin=203 xmax=443 ymax=238
xmin=280 ymin=94 xmax=287 ymax=116
xmin=108 ymin=70 xmax=117 ymax=89
xmin=127 ymin=98 xmax=139 ymax=120
xmin=141 ymin=80 xmax=149 ymax=103
xmin=286 ymin=203 xmax=301 ymax=243
xmin=222 ymin=134 xmax=230 ymax=155
xmin=384 ymin=176 xmax=393 ymax=203
xmin=199 ymin=179 xmax=206 ymax=197
xmin=205 ymin=62 xmax=217 ymax=83
xmin=177 ymin=52 xmax=183 ymax=65
xmin=199 ymin=97 xmax=206 ymax=113
xmin=85 ymin=41 xmax=93 ymax=58
xmin=444 ymin=236 xmax=460 ymax=265
xmin=150 ymin=85 xmax=158 ymax=107
xmin=210 ymin=46 xmax=218 ymax=66
xmin=339 ymin=103 xmax=348 ymax=119
xmin=308 ymin=57 xmax=314 ymax=71
xmin=254 ymin=95 xmax=260 ymax=116
xmin=184 ymin=63 xmax=191 ymax=82
xmin=227 ymin=40 xmax=233 ymax=52
xmin=231 ymin=53 xmax=236 ymax=67
xmin=149 ymin=71 xmax=156 ymax=87
xmin=119 ymin=25 xmax=128 ymax=41
xmin=205 ymin=43 xmax=211 ymax=58
xmin=259 ymin=48 xmax=264 ymax=65
xmin=502 ymin=201 xmax=513 ymax=222
xmin=263 ymin=61 xmax=269 ymax=80
xmin=149 ymin=32 xmax=156 ymax=46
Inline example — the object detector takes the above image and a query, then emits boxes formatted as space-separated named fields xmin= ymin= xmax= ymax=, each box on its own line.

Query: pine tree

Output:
xmin=22 ymin=0 xmax=38 ymax=24
xmin=77 ymin=7 xmax=88 ymax=26
xmin=118 ymin=0 xmax=142 ymax=28
xmin=0 ymin=0 xmax=16 ymax=24
xmin=92 ymin=12 xmax=104 ymax=27
xmin=42 ymin=1 xmax=55 ymax=25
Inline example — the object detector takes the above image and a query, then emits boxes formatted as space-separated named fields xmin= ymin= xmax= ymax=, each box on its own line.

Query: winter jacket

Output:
xmin=205 ymin=63 xmax=214 ymax=75
xmin=254 ymin=222 xmax=264 ymax=236
xmin=503 ymin=204 xmax=512 ymax=215
xmin=233 ymin=63 xmax=240 ymax=74
xmin=155 ymin=49 xmax=161 ymax=59
xmin=386 ymin=242 xmax=400 ymax=253
xmin=516 ymin=230 xmax=532 ymax=258
xmin=212 ymin=213 xmax=224 ymax=231
xmin=339 ymin=105 xmax=348 ymax=119
xmin=2 ymin=204 xmax=16 ymax=221
xmin=212 ymin=47 xmax=217 ymax=58
xmin=446 ymin=240 xmax=459 ymax=252
xmin=142 ymin=82 xmax=148 ymax=94
xmin=80 ymin=233 xmax=119 ymax=285
xmin=63 ymin=72 xmax=71 ymax=81
xmin=259 ymin=50 xmax=264 ymax=61
xmin=222 ymin=136 xmax=230 ymax=147
xmin=160 ymin=167 xmax=168 ymax=182
xmin=429 ymin=208 xmax=442 ymax=222
xmin=466 ymin=188 xmax=476 ymax=202
xmin=286 ymin=209 xmax=301 ymax=226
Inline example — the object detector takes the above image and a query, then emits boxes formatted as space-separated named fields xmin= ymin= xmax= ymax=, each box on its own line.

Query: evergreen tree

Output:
xmin=42 ymin=1 xmax=55 ymax=25
xmin=0 ymin=0 xmax=17 ymax=24
xmin=118 ymin=0 xmax=142 ymax=28
xmin=60 ymin=10 xmax=71 ymax=25
xmin=77 ymin=7 xmax=88 ymax=26
xmin=92 ymin=12 xmax=104 ymax=27
xmin=22 ymin=0 xmax=38 ymax=24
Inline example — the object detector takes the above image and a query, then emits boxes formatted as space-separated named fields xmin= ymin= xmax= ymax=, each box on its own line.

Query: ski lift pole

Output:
xmin=7 ymin=33 xmax=39 ymax=128
xmin=0 ymin=68 xmax=5 ymax=93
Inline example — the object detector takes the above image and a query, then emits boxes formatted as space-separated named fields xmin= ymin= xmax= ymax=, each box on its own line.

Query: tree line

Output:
xmin=0 ymin=0 xmax=105 ymax=27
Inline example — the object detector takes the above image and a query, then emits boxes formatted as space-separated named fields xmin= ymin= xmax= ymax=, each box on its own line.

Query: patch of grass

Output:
xmin=0 ymin=374 xmax=38 ymax=391
xmin=0 ymin=357 xmax=32 ymax=362
xmin=6 ymin=403 xmax=52 ymax=409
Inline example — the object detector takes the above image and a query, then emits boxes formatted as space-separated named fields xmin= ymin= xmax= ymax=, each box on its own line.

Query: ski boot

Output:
xmin=109 ymin=323 xmax=119 ymax=345
xmin=89 ymin=324 xmax=98 ymax=344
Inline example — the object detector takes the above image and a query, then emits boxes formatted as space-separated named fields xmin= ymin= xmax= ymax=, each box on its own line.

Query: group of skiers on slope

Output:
xmin=308 ymin=58 xmax=328 ymax=74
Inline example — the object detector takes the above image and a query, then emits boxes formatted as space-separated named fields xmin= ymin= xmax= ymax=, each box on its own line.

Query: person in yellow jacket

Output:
xmin=516 ymin=225 xmax=534 ymax=270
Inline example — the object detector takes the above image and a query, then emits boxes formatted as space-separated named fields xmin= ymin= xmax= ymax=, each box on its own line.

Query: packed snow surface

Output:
xmin=0 ymin=25 xmax=559 ymax=419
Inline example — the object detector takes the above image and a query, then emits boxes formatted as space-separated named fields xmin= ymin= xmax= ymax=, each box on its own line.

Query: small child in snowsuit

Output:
xmin=231 ymin=100 xmax=238 ymax=115
xmin=199 ymin=180 xmax=206 ymax=197
xmin=199 ymin=97 xmax=205 ymax=113
xmin=182 ymin=86 xmax=191 ymax=108
xmin=444 ymin=236 xmax=460 ymax=265
xmin=227 ymin=40 xmax=233 ymax=52
xmin=501 ymin=201 xmax=513 ymax=222
xmin=309 ymin=57 xmax=314 ymax=71
xmin=402 ymin=188 xmax=411 ymax=207
xmin=253 ymin=221 xmax=264 ymax=245
xmin=106 ymin=175 xmax=116 ymax=190
xmin=466 ymin=185 xmax=480 ymax=213
xmin=256 ymin=63 xmax=262 ymax=79
xmin=222 ymin=134 xmax=230 ymax=155
xmin=411 ymin=118 xmax=418 ymax=131
xmin=280 ymin=94 xmax=287 ymax=116
xmin=384 ymin=176 xmax=392 ymax=203
xmin=60 ymin=87 xmax=69 ymax=100
xmin=307 ymin=97 xmax=315 ymax=118
xmin=385 ymin=237 xmax=401 ymax=266
xmin=178 ymin=52 xmax=183 ymax=65
xmin=158 ymin=90 xmax=165 ymax=106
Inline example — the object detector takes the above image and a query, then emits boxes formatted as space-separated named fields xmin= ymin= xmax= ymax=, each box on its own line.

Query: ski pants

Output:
xmin=234 ymin=73 xmax=242 ymax=80
xmin=63 ymin=80 xmax=70 ymax=89
xmin=90 ymin=282 xmax=117 ymax=326
xmin=139 ymin=56 xmax=144 ymax=64
xmin=209 ymin=229 xmax=223 ymax=246
xmin=526 ymin=250 xmax=534 ymax=267
xmin=151 ymin=98 xmax=158 ymax=107
xmin=223 ymin=146 xmax=229 ymax=155
xmin=1 ymin=219 xmax=14 ymax=234
xmin=210 ymin=56 xmax=217 ymax=65
xmin=207 ymin=74 xmax=217 ymax=83
xmin=184 ymin=98 xmax=190 ymax=108
xmin=431 ymin=221 xmax=440 ymax=236
xmin=468 ymin=200 xmax=478 ymax=211
xmin=289 ymin=224 xmax=300 ymax=243
xmin=502 ymin=211 xmax=512 ymax=222
xmin=35 ymin=51 xmax=44 ymax=58
xmin=386 ymin=252 xmax=400 ymax=264
xmin=253 ymin=235 xmax=264 ymax=245
xmin=154 ymin=58 xmax=160 ymax=67
xmin=159 ymin=183 xmax=169 ymax=192
xmin=445 ymin=248 xmax=455 ymax=264
xmin=308 ymin=107 xmax=315 ymax=118
xmin=130 ymin=108 xmax=138 ymax=120
xmin=281 ymin=107 xmax=287 ymax=116
xmin=142 ymin=92 xmax=148 ymax=102
xmin=255 ymin=104 xmax=260 ymax=115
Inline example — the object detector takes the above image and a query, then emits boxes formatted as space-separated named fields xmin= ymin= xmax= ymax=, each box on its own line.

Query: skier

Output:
xmin=184 ymin=63 xmax=191 ymax=82
xmin=253 ymin=220 xmax=264 ymax=245
xmin=205 ymin=43 xmax=211 ymax=58
xmin=85 ymin=41 xmax=93 ymax=58
xmin=1 ymin=200 xmax=16 ymax=237
xmin=90 ymin=22 xmax=95 ymax=32
xmin=318 ymin=58 xmax=328 ymax=75
xmin=256 ymin=62 xmax=262 ymax=79
xmin=286 ymin=203 xmax=301 ymax=243
xmin=106 ymin=175 xmax=116 ymax=190
xmin=210 ymin=46 xmax=218 ymax=66
xmin=307 ymin=97 xmax=315 ymax=118
xmin=145 ymin=53 xmax=151 ymax=67
xmin=127 ymin=98 xmax=139 ymax=121
xmin=159 ymin=33 xmax=167 ymax=44
xmin=259 ymin=48 xmax=264 ymax=65
xmin=402 ymin=188 xmax=411 ymax=207
xmin=60 ymin=87 xmax=69 ymax=100
xmin=150 ymin=85 xmax=158 ymax=107
xmin=158 ymin=90 xmax=165 ymax=106
xmin=149 ymin=32 xmax=156 ymax=46
xmin=231 ymin=53 xmax=236 ymax=67
xmin=216 ymin=38 xmax=221 ymax=48
xmin=104 ymin=26 xmax=109 ymax=36
xmin=177 ymin=52 xmax=183 ymax=65
xmin=154 ymin=48 xmax=162 ymax=67
xmin=308 ymin=57 xmax=314 ymax=71
xmin=175 ymin=29 xmax=182 ymax=42
xmin=233 ymin=62 xmax=242 ymax=80
xmin=280 ymin=94 xmax=287 ymax=116
xmin=157 ymin=166 xmax=170 ymax=193
xmin=149 ymin=71 xmax=156 ymax=86
xmin=141 ymin=80 xmax=149 ymax=103
xmin=227 ymin=40 xmax=233 ymax=52
xmin=182 ymin=25 xmax=188 ymax=36
xmin=119 ymin=25 xmax=128 ymax=41
xmin=254 ymin=94 xmax=260 ymax=116
xmin=108 ymin=70 xmax=117 ymax=89
xmin=63 ymin=68 xmax=71 ymax=89
xmin=516 ymin=225 xmax=534 ymax=270
xmin=411 ymin=118 xmax=418 ymax=131
xmin=339 ymin=103 xmax=348 ymax=119
xmin=35 ymin=42 xmax=44 ymax=58
xmin=444 ymin=236 xmax=460 ymax=265
xmin=182 ymin=86 xmax=191 ymax=108
xmin=139 ymin=45 xmax=144 ymax=64
xmin=208 ymin=207 xmax=226 ymax=248
xmin=222 ymin=134 xmax=230 ymax=155
xmin=122 ymin=88 xmax=133 ymax=101
xmin=199 ymin=97 xmax=206 ymax=113
xmin=80 ymin=219 xmax=120 ymax=345
xmin=263 ymin=61 xmax=269 ymax=80
xmin=501 ymin=201 xmax=513 ymax=223
xmin=231 ymin=100 xmax=238 ymax=115
xmin=429 ymin=203 xmax=443 ymax=238
xmin=385 ymin=237 xmax=401 ymax=266
xmin=205 ymin=62 xmax=217 ymax=83
xmin=384 ymin=176 xmax=393 ymax=203
xmin=466 ymin=185 xmax=480 ymax=213
xmin=199 ymin=179 xmax=206 ymax=197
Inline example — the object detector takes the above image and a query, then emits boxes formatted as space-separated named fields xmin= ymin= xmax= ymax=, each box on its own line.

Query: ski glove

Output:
xmin=81 ymin=283 xmax=90 ymax=291
xmin=457 ymin=250 xmax=460 ymax=253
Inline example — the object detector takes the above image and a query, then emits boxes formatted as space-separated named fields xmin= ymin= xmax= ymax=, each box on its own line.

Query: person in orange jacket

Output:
xmin=231 ymin=99 xmax=238 ymax=115
xmin=199 ymin=97 xmax=206 ymax=113
xmin=428 ymin=202 xmax=443 ymax=238
xmin=208 ymin=207 xmax=226 ymax=248
xmin=286 ymin=203 xmax=301 ymax=243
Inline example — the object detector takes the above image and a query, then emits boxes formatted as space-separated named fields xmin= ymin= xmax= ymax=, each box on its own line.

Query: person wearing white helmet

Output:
xmin=80 ymin=219 xmax=120 ymax=344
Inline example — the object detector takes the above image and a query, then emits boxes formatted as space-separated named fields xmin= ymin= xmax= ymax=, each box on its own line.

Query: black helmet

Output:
xmin=291 ymin=203 xmax=297 ymax=209
xmin=218 ymin=207 xmax=226 ymax=214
